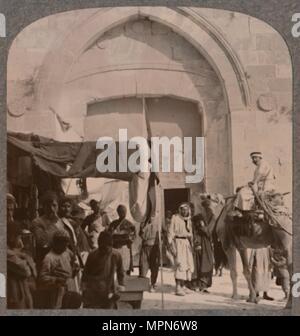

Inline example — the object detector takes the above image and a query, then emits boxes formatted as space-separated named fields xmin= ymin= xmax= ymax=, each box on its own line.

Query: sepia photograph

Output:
xmin=6 ymin=6 xmax=293 ymax=312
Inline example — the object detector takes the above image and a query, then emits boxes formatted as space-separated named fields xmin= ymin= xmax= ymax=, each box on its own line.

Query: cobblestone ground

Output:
xmin=133 ymin=267 xmax=287 ymax=312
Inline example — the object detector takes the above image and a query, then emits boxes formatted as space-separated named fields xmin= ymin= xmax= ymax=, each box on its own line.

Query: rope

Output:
xmin=249 ymin=186 xmax=292 ymax=236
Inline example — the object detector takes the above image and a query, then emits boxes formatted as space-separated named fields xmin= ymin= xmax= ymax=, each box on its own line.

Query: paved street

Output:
xmin=137 ymin=267 xmax=287 ymax=312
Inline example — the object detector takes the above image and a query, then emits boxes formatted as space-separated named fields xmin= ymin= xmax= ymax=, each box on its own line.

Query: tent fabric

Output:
xmin=8 ymin=133 xmax=134 ymax=180
xmin=7 ymin=132 xmax=156 ymax=222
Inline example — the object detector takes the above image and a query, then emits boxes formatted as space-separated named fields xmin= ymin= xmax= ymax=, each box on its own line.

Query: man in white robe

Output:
xmin=167 ymin=203 xmax=194 ymax=296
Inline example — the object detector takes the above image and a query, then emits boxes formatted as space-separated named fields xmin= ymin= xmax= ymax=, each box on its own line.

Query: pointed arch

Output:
xmin=35 ymin=6 xmax=250 ymax=114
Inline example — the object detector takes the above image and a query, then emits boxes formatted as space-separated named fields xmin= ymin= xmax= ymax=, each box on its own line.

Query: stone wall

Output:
xmin=194 ymin=8 xmax=292 ymax=200
xmin=7 ymin=7 xmax=292 ymax=202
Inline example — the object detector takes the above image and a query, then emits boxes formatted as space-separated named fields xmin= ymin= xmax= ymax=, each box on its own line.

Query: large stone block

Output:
xmin=238 ymin=51 xmax=260 ymax=66
xmin=261 ymin=50 xmax=291 ymax=65
xmin=247 ymin=65 xmax=276 ymax=78
xmin=233 ymin=36 xmax=257 ymax=51
xmin=268 ymin=78 xmax=292 ymax=92
xmin=276 ymin=64 xmax=293 ymax=79
xmin=255 ymin=34 xmax=285 ymax=51
xmin=248 ymin=76 xmax=270 ymax=94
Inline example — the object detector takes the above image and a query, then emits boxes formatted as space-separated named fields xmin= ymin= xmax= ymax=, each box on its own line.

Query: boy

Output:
xmin=38 ymin=229 xmax=80 ymax=309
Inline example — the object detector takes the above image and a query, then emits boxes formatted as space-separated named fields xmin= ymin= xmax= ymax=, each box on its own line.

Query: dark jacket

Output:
xmin=7 ymin=248 xmax=36 ymax=309
xmin=82 ymin=247 xmax=124 ymax=308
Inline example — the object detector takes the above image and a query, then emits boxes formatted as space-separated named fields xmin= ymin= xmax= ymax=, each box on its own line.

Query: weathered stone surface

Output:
xmin=7 ymin=7 xmax=292 ymax=199
xmin=269 ymin=78 xmax=292 ymax=92
xmin=247 ymin=65 xmax=276 ymax=78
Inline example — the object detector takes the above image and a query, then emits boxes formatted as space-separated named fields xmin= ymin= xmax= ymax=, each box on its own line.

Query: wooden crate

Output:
xmin=119 ymin=276 xmax=149 ymax=309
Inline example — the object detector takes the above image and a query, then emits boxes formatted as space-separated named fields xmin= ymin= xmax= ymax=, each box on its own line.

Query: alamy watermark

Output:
xmin=292 ymin=273 xmax=300 ymax=298
xmin=292 ymin=13 xmax=300 ymax=37
xmin=0 ymin=13 xmax=6 ymax=38
xmin=96 ymin=129 xmax=204 ymax=183
xmin=0 ymin=273 xmax=5 ymax=298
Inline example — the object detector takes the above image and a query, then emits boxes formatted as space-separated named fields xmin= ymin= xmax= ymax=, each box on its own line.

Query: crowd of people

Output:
xmin=7 ymin=192 xmax=132 ymax=309
xmin=7 ymin=190 xmax=217 ymax=310
xmin=7 ymin=173 xmax=289 ymax=310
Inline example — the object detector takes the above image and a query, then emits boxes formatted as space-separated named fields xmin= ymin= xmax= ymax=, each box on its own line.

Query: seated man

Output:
xmin=234 ymin=152 xmax=276 ymax=212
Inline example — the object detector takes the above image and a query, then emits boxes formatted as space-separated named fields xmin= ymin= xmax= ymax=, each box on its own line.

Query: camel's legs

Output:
xmin=238 ymin=249 xmax=258 ymax=303
xmin=225 ymin=246 xmax=239 ymax=300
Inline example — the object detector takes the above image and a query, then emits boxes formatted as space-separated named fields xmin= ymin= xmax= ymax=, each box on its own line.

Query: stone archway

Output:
xmin=36 ymin=6 xmax=250 ymax=113
xmin=32 ymin=6 xmax=252 ymax=193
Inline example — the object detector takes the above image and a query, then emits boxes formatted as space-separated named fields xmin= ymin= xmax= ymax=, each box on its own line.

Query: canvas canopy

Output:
xmin=8 ymin=132 xmax=157 ymax=222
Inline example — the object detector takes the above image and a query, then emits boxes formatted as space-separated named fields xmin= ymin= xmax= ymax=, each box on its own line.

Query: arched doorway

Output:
xmin=11 ymin=7 xmax=253 ymax=196
xmin=49 ymin=15 xmax=234 ymax=197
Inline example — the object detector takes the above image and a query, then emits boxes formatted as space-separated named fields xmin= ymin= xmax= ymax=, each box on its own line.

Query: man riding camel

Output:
xmin=248 ymin=152 xmax=276 ymax=193
xmin=234 ymin=152 xmax=276 ymax=211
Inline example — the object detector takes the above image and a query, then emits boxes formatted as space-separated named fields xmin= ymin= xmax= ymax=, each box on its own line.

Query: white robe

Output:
xmin=167 ymin=214 xmax=194 ymax=281
xmin=234 ymin=160 xmax=276 ymax=211
xmin=252 ymin=159 xmax=276 ymax=192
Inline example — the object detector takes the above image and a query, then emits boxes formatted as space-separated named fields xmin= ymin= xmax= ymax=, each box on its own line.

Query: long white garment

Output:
xmin=129 ymin=171 xmax=151 ymax=222
xmin=168 ymin=214 xmax=194 ymax=281
xmin=234 ymin=160 xmax=276 ymax=211
xmin=249 ymin=248 xmax=271 ymax=293
xmin=252 ymin=159 xmax=276 ymax=192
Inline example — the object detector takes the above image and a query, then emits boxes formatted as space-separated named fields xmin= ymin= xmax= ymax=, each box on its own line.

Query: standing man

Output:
xmin=108 ymin=205 xmax=136 ymax=275
xmin=59 ymin=197 xmax=90 ymax=257
xmin=249 ymin=247 xmax=274 ymax=301
xmin=191 ymin=199 xmax=214 ymax=292
xmin=167 ymin=203 xmax=194 ymax=296
xmin=139 ymin=217 xmax=160 ymax=292
xmin=162 ymin=210 xmax=173 ymax=266
xmin=248 ymin=152 xmax=276 ymax=193
xmin=32 ymin=192 xmax=74 ymax=269
xmin=82 ymin=231 xmax=125 ymax=309
xmin=81 ymin=200 xmax=106 ymax=249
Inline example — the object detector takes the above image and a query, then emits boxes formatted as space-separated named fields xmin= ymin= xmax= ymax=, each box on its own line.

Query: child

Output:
xmin=271 ymin=247 xmax=290 ymax=299
xmin=38 ymin=229 xmax=80 ymax=309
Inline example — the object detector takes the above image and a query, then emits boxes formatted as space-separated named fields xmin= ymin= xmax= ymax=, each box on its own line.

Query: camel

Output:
xmin=198 ymin=190 xmax=292 ymax=307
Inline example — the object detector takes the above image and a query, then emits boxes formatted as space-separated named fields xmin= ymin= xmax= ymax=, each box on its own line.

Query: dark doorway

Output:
xmin=164 ymin=188 xmax=190 ymax=215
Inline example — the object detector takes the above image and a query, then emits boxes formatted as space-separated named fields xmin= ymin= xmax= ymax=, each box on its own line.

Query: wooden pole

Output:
xmin=156 ymin=182 xmax=165 ymax=310
xmin=142 ymin=96 xmax=164 ymax=309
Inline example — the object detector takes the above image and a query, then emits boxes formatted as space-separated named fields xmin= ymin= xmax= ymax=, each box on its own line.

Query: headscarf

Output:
xmin=250 ymin=151 xmax=263 ymax=159
xmin=7 ymin=193 xmax=17 ymax=206
xmin=179 ymin=202 xmax=191 ymax=220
